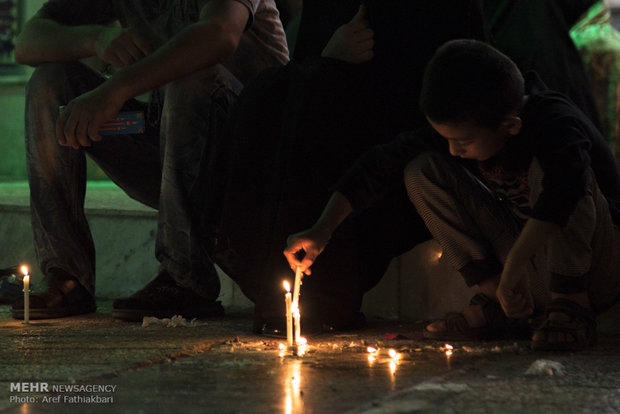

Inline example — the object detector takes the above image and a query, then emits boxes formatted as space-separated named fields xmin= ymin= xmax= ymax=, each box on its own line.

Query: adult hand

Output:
xmin=283 ymin=225 xmax=332 ymax=275
xmin=496 ymin=264 xmax=534 ymax=319
xmin=95 ymin=27 xmax=150 ymax=68
xmin=56 ymin=83 xmax=124 ymax=149
xmin=321 ymin=4 xmax=374 ymax=64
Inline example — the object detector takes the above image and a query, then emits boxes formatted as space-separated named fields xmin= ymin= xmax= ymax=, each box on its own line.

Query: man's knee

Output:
xmin=27 ymin=62 xmax=102 ymax=103
xmin=27 ymin=63 xmax=65 ymax=99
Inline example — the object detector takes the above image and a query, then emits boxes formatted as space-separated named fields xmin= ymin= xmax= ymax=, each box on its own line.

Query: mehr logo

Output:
xmin=10 ymin=383 xmax=49 ymax=392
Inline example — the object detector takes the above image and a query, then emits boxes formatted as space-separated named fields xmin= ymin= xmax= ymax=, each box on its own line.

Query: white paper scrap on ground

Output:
xmin=141 ymin=315 xmax=197 ymax=327
xmin=525 ymin=359 xmax=565 ymax=376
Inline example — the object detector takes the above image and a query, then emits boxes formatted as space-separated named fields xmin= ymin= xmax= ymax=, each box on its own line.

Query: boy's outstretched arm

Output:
xmin=283 ymin=192 xmax=353 ymax=274
xmin=497 ymin=218 xmax=560 ymax=318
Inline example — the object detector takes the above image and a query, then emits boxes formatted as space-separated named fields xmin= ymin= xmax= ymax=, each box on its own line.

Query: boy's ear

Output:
xmin=502 ymin=116 xmax=522 ymax=135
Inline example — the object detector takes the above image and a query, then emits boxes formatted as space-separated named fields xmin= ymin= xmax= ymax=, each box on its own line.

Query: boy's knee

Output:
xmin=404 ymin=151 xmax=448 ymax=184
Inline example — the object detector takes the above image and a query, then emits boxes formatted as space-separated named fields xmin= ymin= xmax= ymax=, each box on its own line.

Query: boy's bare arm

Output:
xmin=283 ymin=192 xmax=353 ymax=274
xmin=498 ymin=218 xmax=560 ymax=317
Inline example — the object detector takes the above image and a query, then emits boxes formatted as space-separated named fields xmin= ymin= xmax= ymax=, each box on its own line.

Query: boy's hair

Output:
xmin=419 ymin=39 xmax=524 ymax=128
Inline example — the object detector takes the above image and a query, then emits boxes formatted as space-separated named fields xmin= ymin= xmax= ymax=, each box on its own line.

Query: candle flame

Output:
xmin=279 ymin=343 xmax=286 ymax=351
xmin=388 ymin=349 xmax=397 ymax=359
xmin=367 ymin=346 xmax=378 ymax=354
xmin=389 ymin=360 xmax=397 ymax=375
xmin=444 ymin=344 xmax=454 ymax=357
xmin=20 ymin=265 xmax=29 ymax=276
xmin=283 ymin=280 xmax=291 ymax=292
xmin=368 ymin=354 xmax=376 ymax=363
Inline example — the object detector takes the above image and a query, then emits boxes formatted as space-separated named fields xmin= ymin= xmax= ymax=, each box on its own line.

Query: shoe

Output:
xmin=532 ymin=298 xmax=597 ymax=352
xmin=112 ymin=272 xmax=224 ymax=322
xmin=11 ymin=270 xmax=96 ymax=319
xmin=423 ymin=293 xmax=531 ymax=341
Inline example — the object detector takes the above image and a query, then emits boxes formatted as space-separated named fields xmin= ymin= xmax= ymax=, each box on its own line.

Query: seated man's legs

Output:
xmin=403 ymin=152 xmax=548 ymax=339
xmin=16 ymin=62 xmax=160 ymax=319
xmin=112 ymin=64 xmax=243 ymax=320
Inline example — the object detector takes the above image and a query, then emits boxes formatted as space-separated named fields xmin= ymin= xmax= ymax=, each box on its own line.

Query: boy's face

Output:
xmin=427 ymin=117 xmax=518 ymax=161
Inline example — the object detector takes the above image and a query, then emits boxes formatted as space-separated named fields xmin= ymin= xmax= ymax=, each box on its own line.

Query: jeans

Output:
xmin=25 ymin=61 xmax=242 ymax=300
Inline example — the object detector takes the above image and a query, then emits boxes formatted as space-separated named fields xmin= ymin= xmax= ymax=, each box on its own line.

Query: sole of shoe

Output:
xmin=12 ymin=301 xmax=97 ymax=320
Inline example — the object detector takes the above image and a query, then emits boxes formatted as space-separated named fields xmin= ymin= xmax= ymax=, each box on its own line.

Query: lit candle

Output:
xmin=296 ymin=337 xmax=307 ymax=356
xmin=283 ymin=281 xmax=293 ymax=347
xmin=21 ymin=266 xmax=29 ymax=324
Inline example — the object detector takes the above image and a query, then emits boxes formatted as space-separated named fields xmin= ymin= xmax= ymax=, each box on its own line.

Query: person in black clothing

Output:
xmin=218 ymin=1 xmax=488 ymax=333
xmin=484 ymin=0 xmax=602 ymax=130
xmin=285 ymin=39 xmax=620 ymax=351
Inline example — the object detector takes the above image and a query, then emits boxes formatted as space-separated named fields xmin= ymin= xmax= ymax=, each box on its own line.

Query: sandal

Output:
xmin=423 ymin=293 xmax=531 ymax=341
xmin=532 ymin=298 xmax=597 ymax=352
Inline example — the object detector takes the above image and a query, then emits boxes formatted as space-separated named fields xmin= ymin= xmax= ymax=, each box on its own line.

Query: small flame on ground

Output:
xmin=388 ymin=349 xmax=398 ymax=359
xmin=367 ymin=346 xmax=378 ymax=354
xmin=389 ymin=360 xmax=397 ymax=375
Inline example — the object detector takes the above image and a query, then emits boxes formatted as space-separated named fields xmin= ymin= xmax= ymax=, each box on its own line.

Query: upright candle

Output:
xmin=283 ymin=281 xmax=293 ymax=347
xmin=292 ymin=266 xmax=303 ymax=308
xmin=21 ymin=266 xmax=29 ymax=324
xmin=293 ymin=306 xmax=301 ymax=345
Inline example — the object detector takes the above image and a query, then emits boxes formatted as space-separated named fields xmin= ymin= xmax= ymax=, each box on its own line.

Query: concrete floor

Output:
xmin=1 ymin=302 xmax=620 ymax=414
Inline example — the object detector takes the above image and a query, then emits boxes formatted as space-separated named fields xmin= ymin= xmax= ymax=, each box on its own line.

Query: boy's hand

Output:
xmin=496 ymin=264 xmax=534 ymax=319
xmin=283 ymin=225 xmax=332 ymax=275
xmin=95 ymin=27 xmax=150 ymax=68
xmin=56 ymin=83 xmax=124 ymax=149
xmin=321 ymin=4 xmax=374 ymax=64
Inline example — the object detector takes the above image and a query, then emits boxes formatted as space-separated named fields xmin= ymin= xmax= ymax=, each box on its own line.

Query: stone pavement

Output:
xmin=1 ymin=302 xmax=620 ymax=414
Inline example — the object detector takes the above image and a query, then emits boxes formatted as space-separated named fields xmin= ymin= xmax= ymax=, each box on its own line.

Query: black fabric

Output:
xmin=550 ymin=272 xmax=590 ymax=294
xmin=218 ymin=1 xmax=487 ymax=330
xmin=484 ymin=0 xmax=602 ymax=130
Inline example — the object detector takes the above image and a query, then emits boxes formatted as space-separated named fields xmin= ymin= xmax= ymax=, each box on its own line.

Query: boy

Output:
xmin=284 ymin=39 xmax=620 ymax=351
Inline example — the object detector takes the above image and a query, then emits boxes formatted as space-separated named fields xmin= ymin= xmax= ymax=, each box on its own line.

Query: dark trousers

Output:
xmin=25 ymin=62 xmax=241 ymax=299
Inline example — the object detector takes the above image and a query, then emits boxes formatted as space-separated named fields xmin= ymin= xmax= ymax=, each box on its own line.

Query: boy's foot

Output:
xmin=424 ymin=293 xmax=531 ymax=340
xmin=11 ymin=270 xmax=96 ymax=319
xmin=112 ymin=272 xmax=224 ymax=322
xmin=532 ymin=297 xmax=596 ymax=352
